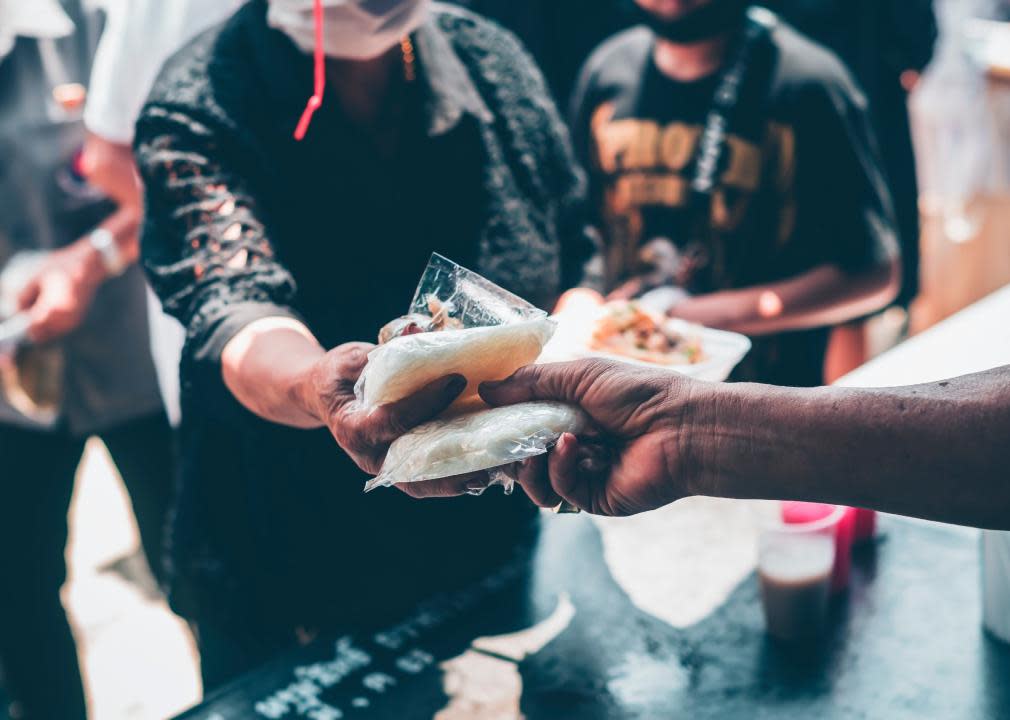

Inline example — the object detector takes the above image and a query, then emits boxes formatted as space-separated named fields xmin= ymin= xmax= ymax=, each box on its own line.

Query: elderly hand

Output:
xmin=17 ymin=240 xmax=106 ymax=344
xmin=478 ymin=359 xmax=707 ymax=516
xmin=300 ymin=342 xmax=468 ymax=476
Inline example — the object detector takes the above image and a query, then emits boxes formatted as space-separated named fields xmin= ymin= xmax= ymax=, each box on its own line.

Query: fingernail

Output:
xmin=447 ymin=375 xmax=467 ymax=395
xmin=481 ymin=379 xmax=505 ymax=391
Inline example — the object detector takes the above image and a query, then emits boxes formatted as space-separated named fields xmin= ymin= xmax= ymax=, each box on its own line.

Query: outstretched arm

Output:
xmin=695 ymin=366 xmax=1010 ymax=529
xmin=473 ymin=361 xmax=1010 ymax=530
xmin=137 ymin=118 xmax=463 ymax=475
xmin=668 ymin=260 xmax=899 ymax=336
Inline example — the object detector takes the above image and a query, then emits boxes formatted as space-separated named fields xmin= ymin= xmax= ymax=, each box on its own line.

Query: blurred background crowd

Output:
xmin=0 ymin=0 xmax=1008 ymax=718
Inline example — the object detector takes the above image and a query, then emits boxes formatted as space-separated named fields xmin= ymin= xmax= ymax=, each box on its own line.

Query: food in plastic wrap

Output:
xmin=365 ymin=401 xmax=589 ymax=493
xmin=358 ymin=254 xmax=586 ymax=494
xmin=356 ymin=254 xmax=555 ymax=409
xmin=360 ymin=317 xmax=555 ymax=408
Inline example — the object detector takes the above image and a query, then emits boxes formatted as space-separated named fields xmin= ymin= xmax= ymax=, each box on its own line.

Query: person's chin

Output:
xmin=644 ymin=0 xmax=708 ymax=21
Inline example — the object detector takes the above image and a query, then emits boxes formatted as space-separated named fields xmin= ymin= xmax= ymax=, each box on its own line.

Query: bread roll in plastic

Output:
xmin=366 ymin=401 xmax=589 ymax=492
xmin=356 ymin=317 xmax=555 ymax=408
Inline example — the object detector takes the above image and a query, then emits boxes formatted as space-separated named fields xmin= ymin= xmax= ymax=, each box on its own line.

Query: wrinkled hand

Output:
xmin=18 ymin=241 xmax=106 ymax=344
xmin=479 ymin=360 xmax=703 ymax=516
xmin=301 ymin=342 xmax=468 ymax=477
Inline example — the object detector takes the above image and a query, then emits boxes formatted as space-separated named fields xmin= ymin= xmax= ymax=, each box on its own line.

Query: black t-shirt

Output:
xmin=570 ymin=22 xmax=897 ymax=386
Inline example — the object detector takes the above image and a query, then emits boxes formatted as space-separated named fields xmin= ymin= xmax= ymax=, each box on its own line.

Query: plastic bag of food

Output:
xmin=358 ymin=254 xmax=585 ymax=494
xmin=365 ymin=401 xmax=589 ymax=493
xmin=355 ymin=253 xmax=556 ymax=409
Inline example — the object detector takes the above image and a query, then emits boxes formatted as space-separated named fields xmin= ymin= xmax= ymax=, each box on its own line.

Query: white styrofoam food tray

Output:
xmin=541 ymin=315 xmax=751 ymax=383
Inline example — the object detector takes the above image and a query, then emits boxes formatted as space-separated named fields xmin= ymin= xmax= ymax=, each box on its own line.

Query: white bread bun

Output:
xmin=367 ymin=401 xmax=588 ymax=490
xmin=356 ymin=317 xmax=555 ymax=409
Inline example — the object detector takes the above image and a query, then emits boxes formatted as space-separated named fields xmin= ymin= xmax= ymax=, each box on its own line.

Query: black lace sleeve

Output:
xmin=136 ymin=109 xmax=300 ymax=419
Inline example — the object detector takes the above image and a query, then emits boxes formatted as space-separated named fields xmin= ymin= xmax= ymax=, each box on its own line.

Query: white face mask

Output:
xmin=267 ymin=0 xmax=430 ymax=60
xmin=0 ymin=0 xmax=75 ymax=62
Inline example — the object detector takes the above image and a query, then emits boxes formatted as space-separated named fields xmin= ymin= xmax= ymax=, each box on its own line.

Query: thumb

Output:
xmin=371 ymin=373 xmax=466 ymax=444
xmin=479 ymin=361 xmax=597 ymax=407
xmin=480 ymin=361 xmax=577 ymax=407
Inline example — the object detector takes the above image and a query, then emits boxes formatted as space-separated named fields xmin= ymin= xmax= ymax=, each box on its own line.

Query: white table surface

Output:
xmin=838 ymin=284 xmax=1010 ymax=388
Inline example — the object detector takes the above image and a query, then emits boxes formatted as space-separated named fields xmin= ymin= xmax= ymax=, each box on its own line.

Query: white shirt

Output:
xmin=0 ymin=0 xmax=74 ymax=61
xmin=84 ymin=0 xmax=246 ymax=143
xmin=84 ymin=0 xmax=244 ymax=426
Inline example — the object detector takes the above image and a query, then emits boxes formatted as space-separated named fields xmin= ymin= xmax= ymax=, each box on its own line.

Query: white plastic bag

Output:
xmin=365 ymin=401 xmax=589 ymax=493
xmin=355 ymin=253 xmax=555 ymax=409
xmin=358 ymin=319 xmax=555 ymax=409
xmin=358 ymin=254 xmax=586 ymax=494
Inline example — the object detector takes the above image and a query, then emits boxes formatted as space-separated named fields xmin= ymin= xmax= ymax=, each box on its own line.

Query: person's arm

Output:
xmin=467 ymin=360 xmax=1010 ymax=530
xmin=220 ymin=316 xmax=325 ymax=429
xmin=79 ymin=131 xmax=144 ymax=265
xmin=17 ymin=0 xmax=242 ymax=345
xmin=15 ymin=132 xmax=142 ymax=344
xmin=220 ymin=317 xmax=466 ymax=473
xmin=694 ymin=368 xmax=1010 ymax=529
xmin=136 ymin=114 xmax=463 ymax=473
xmin=666 ymin=259 xmax=899 ymax=336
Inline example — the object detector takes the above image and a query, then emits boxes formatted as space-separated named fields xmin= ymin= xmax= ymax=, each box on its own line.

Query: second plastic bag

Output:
xmin=365 ymin=401 xmax=589 ymax=493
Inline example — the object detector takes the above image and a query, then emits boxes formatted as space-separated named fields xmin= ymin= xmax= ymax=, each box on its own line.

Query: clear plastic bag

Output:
xmin=365 ymin=401 xmax=589 ymax=494
xmin=355 ymin=254 xmax=555 ymax=409
xmin=357 ymin=254 xmax=585 ymax=494
xmin=406 ymin=252 xmax=547 ymax=327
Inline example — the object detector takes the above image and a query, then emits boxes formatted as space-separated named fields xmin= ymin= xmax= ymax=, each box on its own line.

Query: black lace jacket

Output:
xmin=135 ymin=1 xmax=590 ymax=629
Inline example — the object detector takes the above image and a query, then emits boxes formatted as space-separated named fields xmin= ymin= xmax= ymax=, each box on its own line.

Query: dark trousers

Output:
xmin=0 ymin=412 xmax=174 ymax=720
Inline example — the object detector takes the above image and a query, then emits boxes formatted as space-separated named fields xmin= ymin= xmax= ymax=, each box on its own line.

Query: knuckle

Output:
xmin=334 ymin=342 xmax=373 ymax=371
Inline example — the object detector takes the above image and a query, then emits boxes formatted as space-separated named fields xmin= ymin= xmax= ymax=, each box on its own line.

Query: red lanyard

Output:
xmin=293 ymin=0 xmax=325 ymax=141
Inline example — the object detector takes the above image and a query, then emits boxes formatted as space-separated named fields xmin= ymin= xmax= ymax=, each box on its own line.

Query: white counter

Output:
xmin=838 ymin=284 xmax=1010 ymax=388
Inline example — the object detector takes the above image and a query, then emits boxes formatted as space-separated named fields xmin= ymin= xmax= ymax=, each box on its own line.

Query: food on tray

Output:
xmin=590 ymin=300 xmax=704 ymax=365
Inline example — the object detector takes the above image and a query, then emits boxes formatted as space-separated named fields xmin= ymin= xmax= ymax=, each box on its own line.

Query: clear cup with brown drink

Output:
xmin=756 ymin=502 xmax=844 ymax=642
